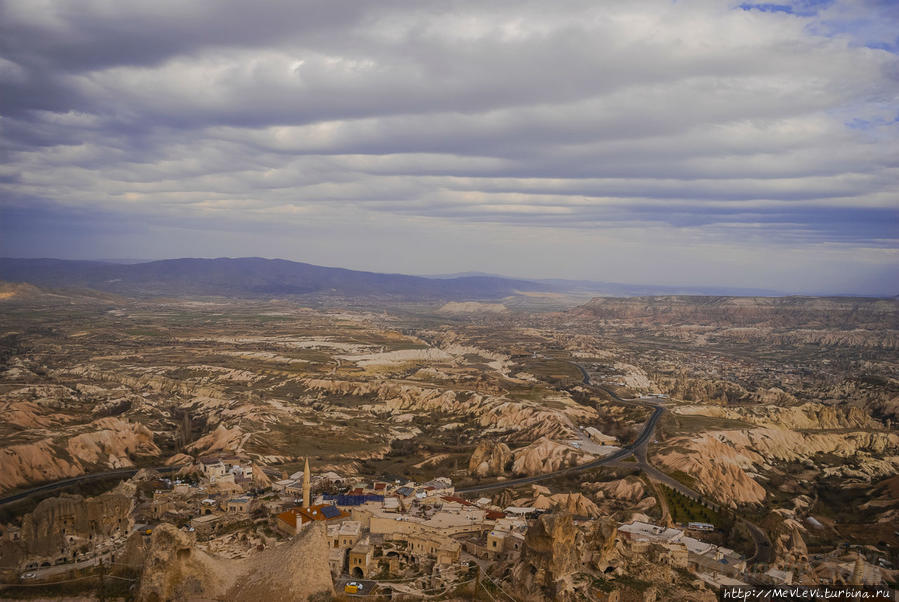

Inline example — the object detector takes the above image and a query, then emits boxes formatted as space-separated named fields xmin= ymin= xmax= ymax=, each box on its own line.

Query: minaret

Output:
xmin=303 ymin=457 xmax=311 ymax=510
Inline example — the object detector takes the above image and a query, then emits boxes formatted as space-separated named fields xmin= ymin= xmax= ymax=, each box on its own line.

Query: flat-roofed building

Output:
xmin=199 ymin=458 xmax=227 ymax=481
xmin=190 ymin=513 xmax=223 ymax=537
xmin=227 ymin=497 xmax=251 ymax=514
xmin=272 ymin=479 xmax=296 ymax=492
xmin=338 ymin=521 xmax=362 ymax=548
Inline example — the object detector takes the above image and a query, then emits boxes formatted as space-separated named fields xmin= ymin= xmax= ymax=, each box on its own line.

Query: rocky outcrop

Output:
xmin=655 ymin=435 xmax=768 ymax=507
xmin=185 ymin=424 xmax=243 ymax=456
xmin=66 ymin=417 xmax=160 ymax=467
xmin=225 ymin=522 xmax=333 ymax=600
xmin=511 ymin=437 xmax=591 ymax=476
xmin=0 ymin=401 xmax=56 ymax=428
xmin=20 ymin=486 xmax=134 ymax=560
xmin=0 ymin=438 xmax=81 ymax=493
xmin=0 ymin=416 xmax=160 ymax=493
xmin=468 ymin=440 xmax=512 ymax=477
xmin=588 ymin=476 xmax=648 ymax=503
xmin=303 ymin=378 xmax=594 ymax=442
xmin=584 ymin=516 xmax=620 ymax=572
xmin=512 ymin=512 xmax=581 ymax=600
xmin=506 ymin=511 xmax=715 ymax=601
xmin=60 ymin=366 xmax=230 ymax=400
xmin=657 ymin=427 xmax=899 ymax=506
xmin=764 ymin=510 xmax=811 ymax=567
xmin=135 ymin=523 xmax=230 ymax=602
xmin=653 ymin=373 xmax=752 ymax=405
xmin=135 ymin=522 xmax=333 ymax=602
xmin=584 ymin=426 xmax=617 ymax=444
xmin=250 ymin=463 xmax=272 ymax=489
xmin=674 ymin=402 xmax=878 ymax=430
xmin=533 ymin=493 xmax=601 ymax=517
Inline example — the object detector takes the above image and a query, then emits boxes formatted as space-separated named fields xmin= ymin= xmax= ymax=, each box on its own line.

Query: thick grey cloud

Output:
xmin=1 ymin=0 xmax=897 ymax=294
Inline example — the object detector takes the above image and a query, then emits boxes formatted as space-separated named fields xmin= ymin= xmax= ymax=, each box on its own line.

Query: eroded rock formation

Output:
xmin=134 ymin=522 xmax=333 ymax=602
xmin=468 ymin=439 xmax=512 ymax=477
xmin=20 ymin=485 xmax=134 ymax=560
xmin=513 ymin=512 xmax=581 ymax=600
xmin=511 ymin=437 xmax=591 ymax=476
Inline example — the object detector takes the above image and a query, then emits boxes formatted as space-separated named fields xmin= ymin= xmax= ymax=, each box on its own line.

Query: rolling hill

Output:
xmin=0 ymin=257 xmax=549 ymax=300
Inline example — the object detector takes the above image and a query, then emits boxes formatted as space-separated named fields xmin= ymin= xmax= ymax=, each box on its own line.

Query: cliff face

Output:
xmin=19 ymin=486 xmax=134 ymax=559
xmin=532 ymin=492 xmax=601 ymax=517
xmin=513 ymin=512 xmax=582 ymax=600
xmin=135 ymin=521 xmax=333 ymax=602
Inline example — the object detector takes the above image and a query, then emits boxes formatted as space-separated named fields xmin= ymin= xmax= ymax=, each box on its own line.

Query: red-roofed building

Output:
xmin=275 ymin=504 xmax=349 ymax=536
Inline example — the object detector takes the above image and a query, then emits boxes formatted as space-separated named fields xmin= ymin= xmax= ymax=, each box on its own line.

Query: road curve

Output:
xmin=462 ymin=361 xmax=772 ymax=564
xmin=458 ymin=406 xmax=664 ymax=495
xmin=459 ymin=362 xmax=659 ymax=494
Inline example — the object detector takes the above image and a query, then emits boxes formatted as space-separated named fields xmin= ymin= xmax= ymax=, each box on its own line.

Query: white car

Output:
xmin=348 ymin=582 xmax=364 ymax=590
xmin=22 ymin=572 xmax=36 ymax=579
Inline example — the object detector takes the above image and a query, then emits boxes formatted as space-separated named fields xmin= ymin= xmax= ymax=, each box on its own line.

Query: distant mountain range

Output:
xmin=0 ymin=257 xmax=889 ymax=301
xmin=0 ymin=257 xmax=550 ymax=300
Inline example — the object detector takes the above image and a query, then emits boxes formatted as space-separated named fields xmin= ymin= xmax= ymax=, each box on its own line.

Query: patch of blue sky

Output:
xmin=738 ymin=0 xmax=833 ymax=16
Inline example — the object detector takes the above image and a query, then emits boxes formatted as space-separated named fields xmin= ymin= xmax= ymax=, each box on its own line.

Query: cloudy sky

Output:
xmin=1 ymin=0 xmax=897 ymax=294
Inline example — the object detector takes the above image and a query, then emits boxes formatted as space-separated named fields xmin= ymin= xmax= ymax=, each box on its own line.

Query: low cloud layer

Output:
xmin=1 ymin=0 xmax=897 ymax=294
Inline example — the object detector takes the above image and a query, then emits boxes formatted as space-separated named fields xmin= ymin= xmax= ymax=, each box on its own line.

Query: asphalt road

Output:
xmin=0 ymin=466 xmax=177 ymax=508
xmin=461 ymin=361 xmax=772 ymax=564
xmin=457 ymin=406 xmax=662 ymax=495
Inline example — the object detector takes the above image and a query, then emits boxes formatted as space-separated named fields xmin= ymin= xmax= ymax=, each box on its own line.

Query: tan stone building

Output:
xmin=349 ymin=542 xmax=373 ymax=578
xmin=226 ymin=497 xmax=251 ymax=514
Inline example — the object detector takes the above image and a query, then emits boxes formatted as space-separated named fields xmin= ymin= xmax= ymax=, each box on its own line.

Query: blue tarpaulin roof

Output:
xmin=328 ymin=494 xmax=384 ymax=506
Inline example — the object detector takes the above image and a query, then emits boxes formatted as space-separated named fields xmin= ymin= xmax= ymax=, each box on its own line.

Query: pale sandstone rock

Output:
xmin=511 ymin=437 xmax=591 ymax=477
xmin=135 ymin=522 xmax=333 ymax=602
xmin=468 ymin=440 xmax=512 ymax=477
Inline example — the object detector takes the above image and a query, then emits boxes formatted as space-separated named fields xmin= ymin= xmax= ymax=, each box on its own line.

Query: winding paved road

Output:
xmin=0 ymin=466 xmax=177 ymax=508
xmin=456 ymin=404 xmax=663 ymax=495
xmin=460 ymin=361 xmax=772 ymax=564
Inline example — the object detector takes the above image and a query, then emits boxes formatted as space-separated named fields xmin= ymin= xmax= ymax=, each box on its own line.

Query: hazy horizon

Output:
xmin=2 ymin=254 xmax=896 ymax=297
xmin=1 ymin=0 xmax=897 ymax=296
